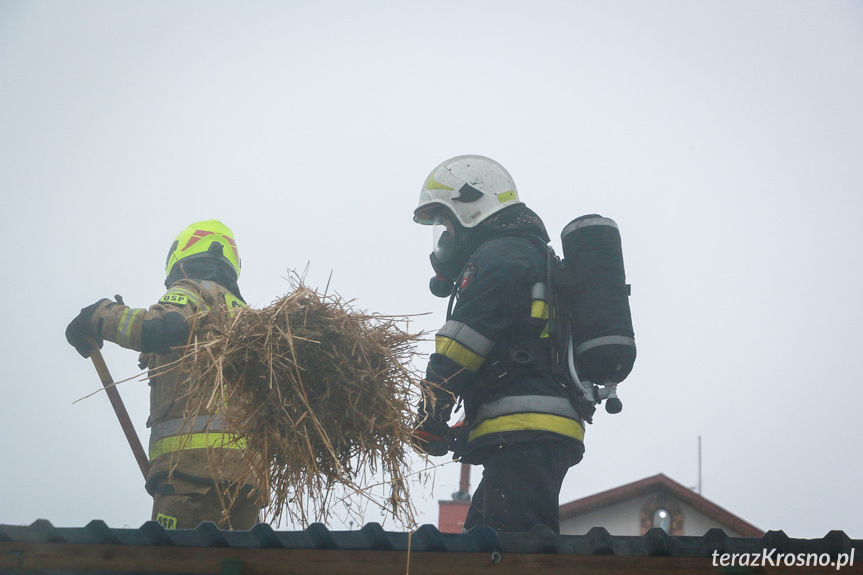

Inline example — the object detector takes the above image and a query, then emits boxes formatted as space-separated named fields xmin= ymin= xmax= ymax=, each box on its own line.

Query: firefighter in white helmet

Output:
xmin=66 ymin=220 xmax=262 ymax=530
xmin=413 ymin=155 xmax=586 ymax=533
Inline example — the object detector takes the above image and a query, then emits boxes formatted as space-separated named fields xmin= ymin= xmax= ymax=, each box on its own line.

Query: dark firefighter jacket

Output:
xmin=89 ymin=279 xmax=259 ymax=495
xmin=423 ymin=234 xmax=585 ymax=465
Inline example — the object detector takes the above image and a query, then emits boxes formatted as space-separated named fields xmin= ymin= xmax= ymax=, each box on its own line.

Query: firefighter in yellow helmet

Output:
xmin=66 ymin=220 xmax=261 ymax=530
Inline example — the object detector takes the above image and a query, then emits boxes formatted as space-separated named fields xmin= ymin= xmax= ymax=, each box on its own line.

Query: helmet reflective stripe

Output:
xmin=415 ymin=155 xmax=522 ymax=228
xmin=182 ymin=230 xmax=214 ymax=251
xmin=425 ymin=177 xmax=453 ymax=191
xmin=166 ymin=220 xmax=241 ymax=278
xmin=181 ymin=230 xmax=239 ymax=259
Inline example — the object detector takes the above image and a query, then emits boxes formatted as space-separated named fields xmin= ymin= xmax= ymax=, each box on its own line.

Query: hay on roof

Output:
xmin=175 ymin=277 xmax=427 ymax=528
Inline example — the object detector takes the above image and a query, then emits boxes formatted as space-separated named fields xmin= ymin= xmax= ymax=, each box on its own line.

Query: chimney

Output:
xmin=438 ymin=463 xmax=472 ymax=533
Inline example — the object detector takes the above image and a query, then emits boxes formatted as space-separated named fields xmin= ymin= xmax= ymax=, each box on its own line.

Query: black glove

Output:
xmin=65 ymin=299 xmax=109 ymax=358
xmin=412 ymin=388 xmax=456 ymax=456
xmin=412 ymin=428 xmax=449 ymax=457
xmin=447 ymin=419 xmax=470 ymax=459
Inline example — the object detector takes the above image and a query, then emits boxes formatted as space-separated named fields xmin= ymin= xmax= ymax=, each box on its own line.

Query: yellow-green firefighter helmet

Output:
xmin=165 ymin=220 xmax=241 ymax=278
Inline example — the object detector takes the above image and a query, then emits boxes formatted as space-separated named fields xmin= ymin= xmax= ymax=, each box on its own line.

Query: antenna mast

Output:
xmin=697 ymin=435 xmax=703 ymax=494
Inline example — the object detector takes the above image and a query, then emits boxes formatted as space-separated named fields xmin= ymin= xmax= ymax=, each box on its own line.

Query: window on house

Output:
xmin=652 ymin=508 xmax=671 ymax=533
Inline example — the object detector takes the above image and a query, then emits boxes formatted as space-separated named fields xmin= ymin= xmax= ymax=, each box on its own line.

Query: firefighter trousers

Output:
xmin=151 ymin=477 xmax=260 ymax=530
xmin=463 ymin=441 xmax=571 ymax=533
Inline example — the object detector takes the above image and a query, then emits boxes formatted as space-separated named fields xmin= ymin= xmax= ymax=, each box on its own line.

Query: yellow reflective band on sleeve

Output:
xmin=116 ymin=308 xmax=143 ymax=348
xmin=224 ymin=292 xmax=246 ymax=312
xmin=149 ymin=433 xmax=246 ymax=460
xmin=468 ymin=413 xmax=585 ymax=442
xmin=435 ymin=335 xmax=485 ymax=372
xmin=531 ymin=300 xmax=548 ymax=320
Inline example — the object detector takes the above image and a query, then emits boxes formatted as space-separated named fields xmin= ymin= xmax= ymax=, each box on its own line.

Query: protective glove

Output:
xmin=65 ymin=299 xmax=109 ymax=358
xmin=447 ymin=418 xmax=469 ymax=458
xmin=412 ymin=428 xmax=449 ymax=457
xmin=412 ymin=386 xmax=456 ymax=457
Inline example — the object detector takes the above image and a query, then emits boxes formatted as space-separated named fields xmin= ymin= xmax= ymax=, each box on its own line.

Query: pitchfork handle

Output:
xmin=87 ymin=340 xmax=150 ymax=480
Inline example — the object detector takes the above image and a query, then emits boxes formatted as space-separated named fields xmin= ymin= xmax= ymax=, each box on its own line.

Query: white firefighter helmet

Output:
xmin=414 ymin=155 xmax=522 ymax=228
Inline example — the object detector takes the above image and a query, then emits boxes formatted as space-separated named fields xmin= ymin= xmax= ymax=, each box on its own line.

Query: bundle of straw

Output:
xmin=177 ymin=276 xmax=426 ymax=528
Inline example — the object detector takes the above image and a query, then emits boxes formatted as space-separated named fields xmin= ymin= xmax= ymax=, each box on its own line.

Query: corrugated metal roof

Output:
xmin=1 ymin=520 xmax=861 ymax=574
xmin=1 ymin=519 xmax=860 ymax=555
xmin=0 ymin=520 xmax=500 ymax=553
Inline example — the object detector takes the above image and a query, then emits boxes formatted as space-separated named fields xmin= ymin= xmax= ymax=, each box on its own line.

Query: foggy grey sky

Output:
xmin=1 ymin=1 xmax=862 ymax=538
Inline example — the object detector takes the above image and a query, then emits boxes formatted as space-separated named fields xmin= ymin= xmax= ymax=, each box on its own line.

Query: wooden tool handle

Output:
xmin=88 ymin=343 xmax=150 ymax=480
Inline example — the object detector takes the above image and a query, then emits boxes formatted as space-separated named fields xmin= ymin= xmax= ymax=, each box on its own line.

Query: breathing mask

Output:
xmin=427 ymin=216 xmax=462 ymax=297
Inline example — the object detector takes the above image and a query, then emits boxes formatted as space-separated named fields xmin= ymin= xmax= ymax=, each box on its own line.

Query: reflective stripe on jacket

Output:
xmin=469 ymin=395 xmax=584 ymax=443
xmin=423 ymin=235 xmax=584 ymax=462
xmin=91 ymin=279 xmax=259 ymax=493
xmin=435 ymin=320 xmax=495 ymax=372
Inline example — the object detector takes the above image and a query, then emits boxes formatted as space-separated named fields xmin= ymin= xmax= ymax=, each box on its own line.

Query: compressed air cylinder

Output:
xmin=560 ymin=214 xmax=636 ymax=384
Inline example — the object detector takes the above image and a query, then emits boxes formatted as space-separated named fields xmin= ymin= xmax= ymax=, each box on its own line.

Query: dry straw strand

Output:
xmin=176 ymin=274 xmax=427 ymax=528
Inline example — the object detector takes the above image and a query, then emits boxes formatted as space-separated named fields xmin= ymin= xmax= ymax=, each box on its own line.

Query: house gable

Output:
xmin=558 ymin=473 xmax=764 ymax=537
